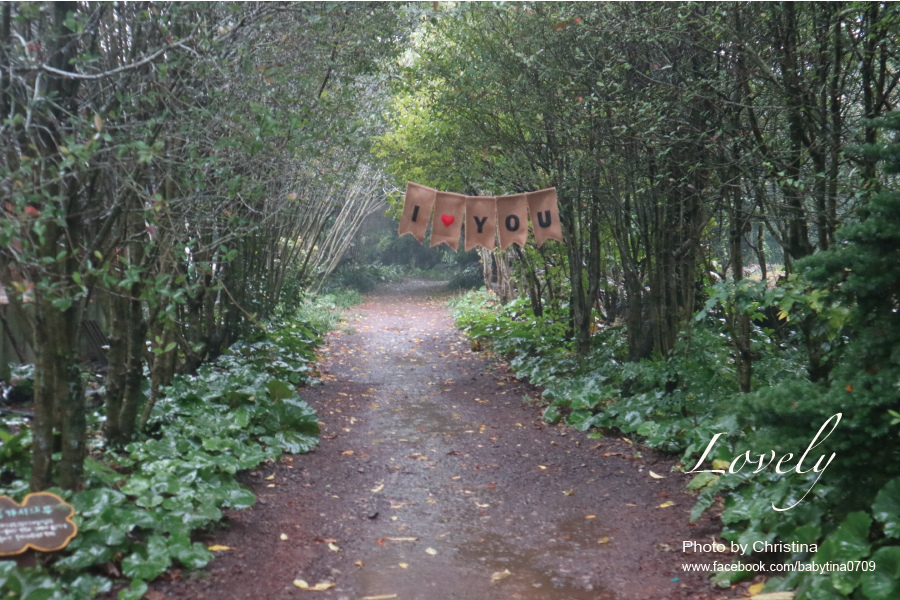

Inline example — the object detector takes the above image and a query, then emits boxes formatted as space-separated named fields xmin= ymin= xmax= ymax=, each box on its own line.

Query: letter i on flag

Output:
xmin=495 ymin=193 xmax=528 ymax=250
xmin=465 ymin=196 xmax=497 ymax=251
xmin=398 ymin=182 xmax=436 ymax=242
xmin=526 ymin=187 xmax=564 ymax=246
xmin=430 ymin=191 xmax=466 ymax=251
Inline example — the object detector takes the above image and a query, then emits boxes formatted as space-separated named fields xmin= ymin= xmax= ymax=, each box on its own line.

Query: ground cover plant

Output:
xmin=0 ymin=304 xmax=330 ymax=600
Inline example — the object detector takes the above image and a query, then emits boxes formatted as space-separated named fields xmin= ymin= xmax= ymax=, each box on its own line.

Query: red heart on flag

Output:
xmin=440 ymin=214 xmax=454 ymax=227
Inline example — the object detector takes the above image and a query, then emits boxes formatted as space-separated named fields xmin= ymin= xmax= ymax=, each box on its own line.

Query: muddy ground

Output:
xmin=150 ymin=280 xmax=752 ymax=600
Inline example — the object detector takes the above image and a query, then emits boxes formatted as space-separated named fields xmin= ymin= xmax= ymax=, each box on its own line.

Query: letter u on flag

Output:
xmin=526 ymin=187 xmax=564 ymax=246
xmin=398 ymin=182 xmax=436 ymax=242
xmin=465 ymin=196 xmax=497 ymax=251
xmin=495 ymin=193 xmax=528 ymax=250
xmin=430 ymin=191 xmax=466 ymax=251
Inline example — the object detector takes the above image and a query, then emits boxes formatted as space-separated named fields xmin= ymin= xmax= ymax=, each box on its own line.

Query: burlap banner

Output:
xmin=495 ymin=193 xmax=529 ymax=250
xmin=430 ymin=191 xmax=466 ymax=251
xmin=465 ymin=196 xmax=497 ymax=251
xmin=398 ymin=182 xmax=564 ymax=251
xmin=526 ymin=187 xmax=564 ymax=247
xmin=398 ymin=182 xmax=436 ymax=243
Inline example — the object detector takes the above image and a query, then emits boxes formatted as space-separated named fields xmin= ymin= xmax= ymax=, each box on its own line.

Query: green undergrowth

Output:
xmin=0 ymin=305 xmax=332 ymax=600
xmin=453 ymin=289 xmax=900 ymax=599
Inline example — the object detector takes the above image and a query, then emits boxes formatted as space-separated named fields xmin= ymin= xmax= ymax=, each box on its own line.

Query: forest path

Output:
xmin=151 ymin=280 xmax=741 ymax=600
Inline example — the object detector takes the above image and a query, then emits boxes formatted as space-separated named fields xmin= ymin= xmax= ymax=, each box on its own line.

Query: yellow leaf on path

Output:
xmin=649 ymin=471 xmax=665 ymax=479
xmin=328 ymin=543 xmax=340 ymax=552
xmin=748 ymin=583 xmax=765 ymax=595
xmin=426 ymin=547 xmax=438 ymax=555
xmin=354 ymin=560 xmax=363 ymax=567
xmin=585 ymin=515 xmax=596 ymax=519
xmin=598 ymin=537 xmax=610 ymax=544
xmin=386 ymin=537 xmax=418 ymax=541
xmin=563 ymin=489 xmax=575 ymax=496
xmin=659 ymin=501 xmax=675 ymax=508
xmin=293 ymin=580 xmax=335 ymax=591
xmin=475 ymin=502 xmax=490 ymax=508
xmin=491 ymin=569 xmax=512 ymax=582
xmin=749 ymin=594 xmax=794 ymax=600
xmin=398 ymin=563 xmax=408 ymax=569
xmin=207 ymin=545 xmax=232 ymax=551
xmin=538 ymin=465 xmax=548 ymax=470
xmin=371 ymin=483 xmax=384 ymax=493
xmin=265 ymin=474 xmax=275 ymax=481
xmin=360 ymin=596 xmax=398 ymax=600
xmin=280 ymin=533 xmax=288 ymax=540
xmin=621 ymin=437 xmax=633 ymax=445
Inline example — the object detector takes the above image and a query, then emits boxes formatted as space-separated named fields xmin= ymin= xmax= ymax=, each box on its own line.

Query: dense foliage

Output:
xmin=451 ymin=111 xmax=900 ymax=598
xmin=0 ymin=1 xmax=409 ymax=489
xmin=407 ymin=3 xmax=900 ymax=598
xmin=0 ymin=302 xmax=332 ymax=599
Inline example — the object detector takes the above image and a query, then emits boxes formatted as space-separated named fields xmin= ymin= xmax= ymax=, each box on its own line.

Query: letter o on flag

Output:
xmin=505 ymin=214 xmax=520 ymax=232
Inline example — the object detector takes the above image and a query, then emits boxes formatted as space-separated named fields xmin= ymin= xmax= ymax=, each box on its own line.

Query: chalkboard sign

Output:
xmin=0 ymin=492 xmax=77 ymax=556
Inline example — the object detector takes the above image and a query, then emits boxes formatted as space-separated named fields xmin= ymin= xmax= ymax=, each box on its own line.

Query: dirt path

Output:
xmin=151 ymin=280 xmax=745 ymax=600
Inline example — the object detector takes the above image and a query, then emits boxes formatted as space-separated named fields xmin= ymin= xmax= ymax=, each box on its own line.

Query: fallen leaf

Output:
xmin=649 ymin=471 xmax=665 ymax=479
xmin=538 ymin=465 xmax=548 ymax=470
xmin=749 ymin=594 xmax=794 ymax=600
xmin=425 ymin=547 xmax=438 ymax=555
xmin=360 ymin=595 xmax=398 ymax=600
xmin=659 ymin=501 xmax=675 ymax=508
xmin=341 ymin=450 xmax=355 ymax=456
xmin=398 ymin=563 xmax=408 ymax=569
xmin=386 ymin=537 xmax=418 ymax=542
xmin=562 ymin=489 xmax=575 ymax=496
xmin=328 ymin=543 xmax=340 ymax=552
xmin=748 ymin=583 xmax=765 ymax=595
xmin=371 ymin=483 xmax=384 ymax=493
xmin=280 ymin=533 xmax=288 ymax=540
xmin=354 ymin=560 xmax=363 ymax=567
xmin=293 ymin=580 xmax=335 ymax=591
xmin=598 ymin=537 xmax=610 ymax=544
xmin=491 ymin=569 xmax=512 ymax=582
xmin=207 ymin=545 xmax=232 ymax=551
xmin=475 ymin=502 xmax=490 ymax=508
xmin=265 ymin=474 xmax=275 ymax=481
xmin=585 ymin=515 xmax=596 ymax=519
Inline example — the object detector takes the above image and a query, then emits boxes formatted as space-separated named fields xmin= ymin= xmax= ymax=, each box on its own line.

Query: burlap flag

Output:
xmin=495 ymin=193 xmax=529 ymax=250
xmin=398 ymin=182 xmax=436 ymax=243
xmin=526 ymin=187 xmax=564 ymax=246
xmin=430 ymin=191 xmax=466 ymax=251
xmin=464 ymin=196 xmax=497 ymax=251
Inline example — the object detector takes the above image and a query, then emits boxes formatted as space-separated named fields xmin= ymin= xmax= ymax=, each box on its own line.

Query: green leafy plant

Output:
xmin=0 ymin=306 xmax=326 ymax=599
